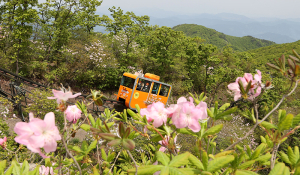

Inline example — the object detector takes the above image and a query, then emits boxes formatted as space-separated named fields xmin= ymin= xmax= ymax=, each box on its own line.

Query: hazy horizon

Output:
xmin=96 ymin=0 xmax=300 ymax=19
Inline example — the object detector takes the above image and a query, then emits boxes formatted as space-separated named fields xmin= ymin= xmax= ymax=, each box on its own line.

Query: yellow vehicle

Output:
xmin=116 ymin=72 xmax=172 ymax=110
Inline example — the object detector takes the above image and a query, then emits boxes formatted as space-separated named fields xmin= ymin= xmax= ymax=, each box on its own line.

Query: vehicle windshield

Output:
xmin=120 ymin=76 xmax=135 ymax=89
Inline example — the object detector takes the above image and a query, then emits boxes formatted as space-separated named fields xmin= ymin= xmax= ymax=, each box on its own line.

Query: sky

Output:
xmin=97 ymin=0 xmax=300 ymax=19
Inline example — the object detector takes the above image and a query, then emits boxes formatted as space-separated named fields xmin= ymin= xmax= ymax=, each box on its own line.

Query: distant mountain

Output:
xmin=147 ymin=13 xmax=300 ymax=44
xmin=173 ymin=24 xmax=276 ymax=52
xmin=94 ymin=10 xmax=300 ymax=44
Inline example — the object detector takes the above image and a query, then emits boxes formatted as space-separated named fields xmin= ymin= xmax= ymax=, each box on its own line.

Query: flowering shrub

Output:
xmin=0 ymin=97 xmax=12 ymax=118
xmin=1 ymin=50 xmax=300 ymax=175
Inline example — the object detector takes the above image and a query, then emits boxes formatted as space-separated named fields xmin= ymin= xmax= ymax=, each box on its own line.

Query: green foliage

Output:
xmin=0 ymin=118 xmax=29 ymax=165
xmin=0 ymin=159 xmax=40 ymax=175
xmin=24 ymin=88 xmax=64 ymax=129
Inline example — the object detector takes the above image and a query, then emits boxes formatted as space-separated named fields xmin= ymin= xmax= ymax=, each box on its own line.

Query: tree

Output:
xmin=0 ymin=0 xmax=38 ymax=74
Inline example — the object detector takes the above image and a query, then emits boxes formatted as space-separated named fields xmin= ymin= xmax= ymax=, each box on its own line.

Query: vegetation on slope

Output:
xmin=173 ymin=24 xmax=276 ymax=52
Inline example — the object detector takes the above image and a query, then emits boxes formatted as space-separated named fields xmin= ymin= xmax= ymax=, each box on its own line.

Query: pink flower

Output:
xmin=228 ymin=77 xmax=247 ymax=101
xmin=159 ymin=136 xmax=170 ymax=152
xmin=47 ymin=89 xmax=81 ymax=104
xmin=14 ymin=112 xmax=61 ymax=158
xmin=0 ymin=136 xmax=7 ymax=149
xmin=0 ymin=136 xmax=7 ymax=145
xmin=168 ymin=97 xmax=208 ymax=132
xmin=228 ymin=70 xmax=262 ymax=101
xmin=140 ymin=102 xmax=169 ymax=127
xmin=39 ymin=165 xmax=54 ymax=175
xmin=158 ymin=135 xmax=179 ymax=153
xmin=65 ymin=105 xmax=82 ymax=123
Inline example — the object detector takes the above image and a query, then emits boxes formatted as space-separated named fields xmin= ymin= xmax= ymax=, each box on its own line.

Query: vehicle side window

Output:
xmin=159 ymin=85 xmax=170 ymax=97
xmin=136 ymin=79 xmax=151 ymax=93
xmin=121 ymin=76 xmax=135 ymax=89
xmin=151 ymin=83 xmax=160 ymax=95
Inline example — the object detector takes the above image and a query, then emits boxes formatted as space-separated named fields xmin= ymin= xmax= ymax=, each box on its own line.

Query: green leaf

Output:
xmin=219 ymin=103 xmax=230 ymax=111
xmin=260 ymin=121 xmax=278 ymax=130
xmin=288 ymin=146 xmax=297 ymax=165
xmin=127 ymin=165 xmax=164 ymax=175
xmin=202 ymin=151 xmax=208 ymax=170
xmin=214 ymin=101 xmax=218 ymax=117
xmin=250 ymin=143 xmax=266 ymax=160
xmin=214 ymin=150 xmax=234 ymax=158
xmin=278 ymin=114 xmax=294 ymax=131
xmin=160 ymin=166 xmax=169 ymax=175
xmin=292 ymin=113 xmax=300 ymax=127
xmin=150 ymin=134 xmax=164 ymax=142
xmin=4 ymin=163 xmax=14 ymax=175
xmin=269 ymin=163 xmax=286 ymax=175
xmin=71 ymin=146 xmax=83 ymax=153
xmin=245 ymin=80 xmax=252 ymax=94
xmin=20 ymin=160 xmax=29 ymax=174
xmin=107 ymin=152 xmax=116 ymax=162
xmin=11 ymin=160 xmax=20 ymax=175
xmin=124 ymin=128 xmax=131 ymax=139
xmin=280 ymin=151 xmax=292 ymax=164
xmin=156 ymin=151 xmax=170 ymax=166
xmin=238 ymin=80 xmax=246 ymax=96
xmin=127 ymin=109 xmax=141 ymax=121
xmin=284 ymin=165 xmax=291 ymax=175
xmin=207 ymin=155 xmax=235 ymax=172
xmin=295 ymin=65 xmax=300 ymax=76
xmin=177 ymin=128 xmax=196 ymax=135
xmin=76 ymin=101 xmax=87 ymax=116
xmin=295 ymin=146 xmax=300 ymax=162
xmin=135 ymin=104 xmax=141 ymax=114
xmin=101 ymin=149 xmax=107 ymax=160
xmin=207 ymin=109 xmax=214 ymax=118
xmin=238 ymin=160 xmax=255 ymax=169
xmin=98 ymin=133 xmax=119 ymax=141
xmin=0 ymin=160 xmax=6 ymax=173
xmin=279 ymin=110 xmax=286 ymax=122
xmin=216 ymin=107 xmax=237 ymax=120
xmin=189 ymin=154 xmax=204 ymax=170
xmin=88 ymin=114 xmax=96 ymax=128
xmin=288 ymin=59 xmax=296 ymax=71
xmin=119 ymin=122 xmax=125 ymax=138
xmin=246 ymin=145 xmax=251 ymax=157
xmin=266 ymin=63 xmax=281 ymax=71
xmin=108 ymin=139 xmax=122 ymax=147
xmin=172 ymin=167 xmax=202 ymax=175
xmin=29 ymin=165 xmax=40 ymax=175
xmin=80 ymin=124 xmax=91 ymax=131
xmin=260 ymin=136 xmax=266 ymax=143
xmin=294 ymin=166 xmax=300 ymax=175
xmin=86 ymin=140 xmax=97 ymax=153
xmin=203 ymin=124 xmax=223 ymax=137
xmin=169 ymin=152 xmax=190 ymax=167
xmin=93 ymin=166 xmax=100 ymax=175
xmin=81 ymin=141 xmax=88 ymax=152
xmin=122 ymin=139 xmax=135 ymax=150
xmin=255 ymin=153 xmax=271 ymax=163
xmin=236 ymin=170 xmax=259 ymax=175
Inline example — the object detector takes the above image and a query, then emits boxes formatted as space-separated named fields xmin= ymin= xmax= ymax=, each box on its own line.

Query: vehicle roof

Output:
xmin=122 ymin=72 xmax=171 ymax=87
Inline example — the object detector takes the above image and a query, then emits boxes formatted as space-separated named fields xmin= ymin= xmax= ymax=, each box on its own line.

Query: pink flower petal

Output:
xmin=43 ymin=138 xmax=57 ymax=153
xmin=43 ymin=112 xmax=55 ymax=129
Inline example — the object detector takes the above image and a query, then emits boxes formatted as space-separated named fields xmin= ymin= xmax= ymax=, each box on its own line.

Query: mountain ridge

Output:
xmin=172 ymin=24 xmax=276 ymax=52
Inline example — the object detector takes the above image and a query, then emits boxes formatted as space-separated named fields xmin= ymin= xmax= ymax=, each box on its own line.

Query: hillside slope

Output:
xmin=247 ymin=40 xmax=300 ymax=70
xmin=173 ymin=24 xmax=276 ymax=52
